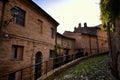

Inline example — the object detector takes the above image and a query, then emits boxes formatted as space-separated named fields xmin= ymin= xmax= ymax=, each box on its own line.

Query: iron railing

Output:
xmin=0 ymin=53 xmax=84 ymax=80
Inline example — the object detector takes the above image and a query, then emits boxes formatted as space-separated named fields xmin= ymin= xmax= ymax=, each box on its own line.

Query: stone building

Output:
xmin=56 ymin=33 xmax=75 ymax=61
xmin=0 ymin=0 xmax=59 ymax=80
xmin=64 ymin=23 xmax=108 ymax=56
xmin=49 ymin=32 xmax=76 ymax=68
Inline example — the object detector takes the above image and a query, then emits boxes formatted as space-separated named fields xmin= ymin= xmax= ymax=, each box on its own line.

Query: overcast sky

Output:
xmin=33 ymin=0 xmax=101 ymax=34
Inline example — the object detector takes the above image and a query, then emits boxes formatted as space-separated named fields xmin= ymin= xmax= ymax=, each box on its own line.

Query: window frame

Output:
xmin=67 ymin=41 xmax=70 ymax=48
xmin=16 ymin=7 xmax=26 ymax=26
xmin=37 ymin=19 xmax=43 ymax=34
xmin=12 ymin=45 xmax=24 ymax=60
xmin=50 ymin=50 xmax=55 ymax=59
xmin=50 ymin=28 xmax=54 ymax=38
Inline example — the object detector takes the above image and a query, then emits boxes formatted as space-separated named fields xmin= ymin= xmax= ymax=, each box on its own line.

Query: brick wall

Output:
xmin=0 ymin=0 xmax=58 ymax=79
xmin=57 ymin=33 xmax=75 ymax=55
xmin=63 ymin=27 xmax=108 ymax=56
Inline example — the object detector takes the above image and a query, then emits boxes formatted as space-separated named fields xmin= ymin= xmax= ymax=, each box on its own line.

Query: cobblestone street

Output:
xmin=54 ymin=55 xmax=114 ymax=80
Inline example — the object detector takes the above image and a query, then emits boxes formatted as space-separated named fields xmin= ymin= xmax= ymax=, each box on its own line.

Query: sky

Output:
xmin=33 ymin=0 xmax=101 ymax=34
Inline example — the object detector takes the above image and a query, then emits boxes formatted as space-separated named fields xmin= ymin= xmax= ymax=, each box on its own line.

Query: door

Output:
xmin=35 ymin=52 xmax=42 ymax=80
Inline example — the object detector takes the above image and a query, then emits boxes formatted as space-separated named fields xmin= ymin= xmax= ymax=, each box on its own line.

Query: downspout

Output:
xmin=55 ymin=26 xmax=58 ymax=57
xmin=96 ymin=36 xmax=99 ymax=54
xmin=0 ymin=0 xmax=9 ymax=39
xmin=55 ymin=27 xmax=57 ymax=49
xmin=89 ymin=36 xmax=92 ymax=55
xmin=0 ymin=1 xmax=6 ymax=39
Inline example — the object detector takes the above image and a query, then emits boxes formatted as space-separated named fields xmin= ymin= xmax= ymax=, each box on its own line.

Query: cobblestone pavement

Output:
xmin=54 ymin=55 xmax=115 ymax=80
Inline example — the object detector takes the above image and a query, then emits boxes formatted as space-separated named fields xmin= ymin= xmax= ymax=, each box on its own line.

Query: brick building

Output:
xmin=0 ymin=0 xmax=59 ymax=80
xmin=64 ymin=23 xmax=108 ymax=56
xmin=56 ymin=33 xmax=75 ymax=56
xmin=0 ymin=0 xmax=109 ymax=80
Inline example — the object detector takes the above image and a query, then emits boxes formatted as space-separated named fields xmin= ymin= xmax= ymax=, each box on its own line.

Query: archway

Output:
xmin=35 ymin=52 xmax=42 ymax=80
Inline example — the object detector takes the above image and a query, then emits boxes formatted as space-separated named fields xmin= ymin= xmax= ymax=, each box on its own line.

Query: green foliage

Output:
xmin=56 ymin=44 xmax=62 ymax=49
xmin=100 ymin=0 xmax=119 ymax=32
xmin=100 ymin=23 xmax=115 ymax=32
xmin=55 ymin=44 xmax=62 ymax=53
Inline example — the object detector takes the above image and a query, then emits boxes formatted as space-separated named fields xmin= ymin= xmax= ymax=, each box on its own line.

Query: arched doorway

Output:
xmin=35 ymin=52 xmax=42 ymax=80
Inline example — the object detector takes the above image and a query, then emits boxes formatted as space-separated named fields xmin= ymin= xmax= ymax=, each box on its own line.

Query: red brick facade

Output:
xmin=0 ymin=0 xmax=59 ymax=79
xmin=56 ymin=33 xmax=75 ymax=56
xmin=64 ymin=23 xmax=108 ymax=56
xmin=0 ymin=0 xmax=109 ymax=80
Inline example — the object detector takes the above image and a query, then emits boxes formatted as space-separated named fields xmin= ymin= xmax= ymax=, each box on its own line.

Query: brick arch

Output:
xmin=35 ymin=51 xmax=42 ymax=58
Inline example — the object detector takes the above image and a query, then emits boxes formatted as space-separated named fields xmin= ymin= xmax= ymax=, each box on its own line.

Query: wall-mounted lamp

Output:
xmin=3 ymin=32 xmax=9 ymax=38
xmin=4 ymin=6 xmax=19 ymax=27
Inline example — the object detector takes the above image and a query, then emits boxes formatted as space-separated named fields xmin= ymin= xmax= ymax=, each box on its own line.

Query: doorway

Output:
xmin=35 ymin=52 xmax=42 ymax=80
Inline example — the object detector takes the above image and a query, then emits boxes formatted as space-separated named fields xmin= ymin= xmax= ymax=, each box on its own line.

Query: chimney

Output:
xmin=78 ymin=23 xmax=81 ymax=28
xmin=74 ymin=27 xmax=77 ymax=32
xmin=84 ymin=22 xmax=87 ymax=27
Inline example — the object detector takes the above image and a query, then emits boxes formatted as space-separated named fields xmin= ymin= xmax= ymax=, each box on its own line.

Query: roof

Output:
xmin=20 ymin=0 xmax=59 ymax=26
xmin=57 ymin=32 xmax=75 ymax=40
xmin=81 ymin=33 xmax=97 ymax=37
xmin=74 ymin=24 xmax=102 ymax=36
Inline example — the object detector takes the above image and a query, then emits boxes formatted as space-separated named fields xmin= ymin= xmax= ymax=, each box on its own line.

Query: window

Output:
xmin=16 ymin=7 xmax=25 ymax=26
xmin=50 ymin=50 xmax=55 ymax=59
xmin=91 ymin=40 xmax=97 ymax=49
xmin=84 ymin=39 xmax=88 ymax=48
xmin=67 ymin=42 xmax=69 ymax=48
xmin=61 ymin=39 xmax=63 ymax=46
xmin=8 ymin=72 xmax=16 ymax=80
xmin=12 ymin=45 xmax=24 ymax=60
xmin=50 ymin=28 xmax=54 ymax=38
xmin=38 ymin=19 xmax=43 ymax=34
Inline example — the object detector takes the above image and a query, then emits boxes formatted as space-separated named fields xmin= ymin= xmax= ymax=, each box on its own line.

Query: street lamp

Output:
xmin=4 ymin=6 xmax=19 ymax=27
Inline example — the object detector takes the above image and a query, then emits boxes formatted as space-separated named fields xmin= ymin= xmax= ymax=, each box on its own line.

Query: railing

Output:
xmin=0 ymin=53 xmax=84 ymax=80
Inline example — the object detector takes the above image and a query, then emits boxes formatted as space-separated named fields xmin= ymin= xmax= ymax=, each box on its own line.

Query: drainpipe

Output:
xmin=0 ymin=0 xmax=9 ymax=39
xmin=55 ymin=27 xmax=58 ymax=57
xmin=89 ymin=36 xmax=92 ymax=55
xmin=96 ymin=36 xmax=99 ymax=54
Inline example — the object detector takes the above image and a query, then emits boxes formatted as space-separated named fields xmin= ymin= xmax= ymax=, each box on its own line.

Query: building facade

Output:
xmin=0 ymin=0 xmax=109 ymax=80
xmin=0 ymin=0 xmax=59 ymax=80
xmin=56 ymin=33 xmax=75 ymax=57
xmin=64 ymin=23 xmax=108 ymax=56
